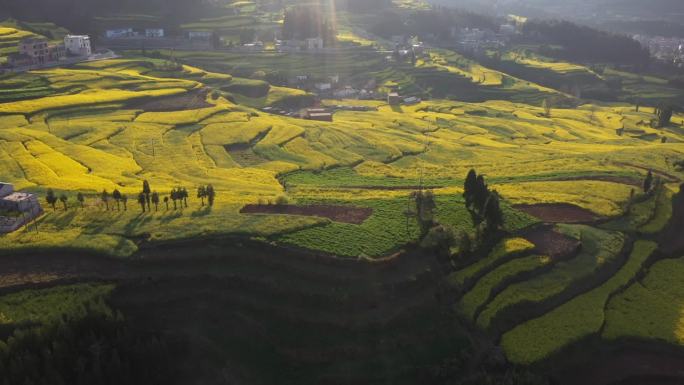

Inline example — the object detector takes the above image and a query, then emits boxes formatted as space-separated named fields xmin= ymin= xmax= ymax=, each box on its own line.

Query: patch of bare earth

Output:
xmin=515 ymin=203 xmax=600 ymax=223
xmin=522 ymin=225 xmax=581 ymax=259
xmin=240 ymin=204 xmax=373 ymax=224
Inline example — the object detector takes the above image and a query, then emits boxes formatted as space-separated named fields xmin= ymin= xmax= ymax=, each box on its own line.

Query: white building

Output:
xmin=145 ymin=28 xmax=165 ymax=38
xmin=306 ymin=37 xmax=324 ymax=50
xmin=314 ymin=82 xmax=331 ymax=91
xmin=64 ymin=35 xmax=92 ymax=56
xmin=0 ymin=183 xmax=42 ymax=233
xmin=106 ymin=28 xmax=134 ymax=39
xmin=188 ymin=31 xmax=213 ymax=40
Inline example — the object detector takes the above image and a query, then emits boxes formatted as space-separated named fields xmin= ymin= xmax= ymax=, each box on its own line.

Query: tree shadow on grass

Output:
xmin=122 ymin=213 xmax=154 ymax=235
xmin=46 ymin=210 xmax=79 ymax=228
xmin=158 ymin=211 xmax=184 ymax=225
xmin=190 ymin=206 xmax=212 ymax=218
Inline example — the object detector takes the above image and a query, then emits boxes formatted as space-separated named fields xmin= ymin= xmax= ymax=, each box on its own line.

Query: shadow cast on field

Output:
xmin=191 ymin=207 xmax=212 ymax=217
xmin=159 ymin=211 xmax=184 ymax=224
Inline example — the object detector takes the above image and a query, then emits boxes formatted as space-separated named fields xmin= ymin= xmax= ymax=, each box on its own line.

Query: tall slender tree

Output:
xmin=151 ymin=192 xmax=160 ymax=211
xmin=101 ymin=190 xmax=110 ymax=211
xmin=181 ymin=187 xmax=189 ymax=208
xmin=112 ymin=189 xmax=122 ymax=211
xmin=59 ymin=193 xmax=68 ymax=211
xmin=77 ymin=192 xmax=85 ymax=209
xmin=206 ymin=185 xmax=216 ymax=207
xmin=142 ymin=180 xmax=152 ymax=211
xmin=137 ymin=192 xmax=146 ymax=213
xmin=170 ymin=188 xmax=178 ymax=210
xmin=197 ymin=186 xmax=206 ymax=206
xmin=463 ymin=169 xmax=477 ymax=208
xmin=122 ymin=195 xmax=128 ymax=211
xmin=644 ymin=170 xmax=654 ymax=193
xmin=45 ymin=189 xmax=57 ymax=211
xmin=164 ymin=196 xmax=169 ymax=210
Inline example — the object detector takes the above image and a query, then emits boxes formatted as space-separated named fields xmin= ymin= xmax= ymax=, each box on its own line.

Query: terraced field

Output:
xmin=1 ymin=20 xmax=684 ymax=378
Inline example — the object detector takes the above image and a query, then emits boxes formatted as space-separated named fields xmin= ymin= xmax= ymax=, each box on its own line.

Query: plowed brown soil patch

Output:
xmin=523 ymin=226 xmax=581 ymax=259
xmin=240 ymin=204 xmax=373 ymax=224
xmin=515 ymin=203 xmax=600 ymax=223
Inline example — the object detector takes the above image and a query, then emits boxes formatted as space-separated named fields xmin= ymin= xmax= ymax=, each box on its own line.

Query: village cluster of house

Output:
xmin=633 ymin=35 xmax=684 ymax=67
xmin=7 ymin=34 xmax=92 ymax=67
xmin=454 ymin=24 xmax=518 ymax=53
xmin=105 ymin=27 xmax=215 ymax=41
xmin=102 ymin=27 xmax=215 ymax=50
xmin=276 ymin=37 xmax=325 ymax=52
xmin=289 ymin=74 xmax=379 ymax=100
xmin=262 ymin=104 xmax=376 ymax=122
xmin=0 ymin=183 xmax=42 ymax=233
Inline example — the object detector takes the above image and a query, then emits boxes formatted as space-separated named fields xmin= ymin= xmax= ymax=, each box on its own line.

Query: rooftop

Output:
xmin=1 ymin=192 xmax=35 ymax=202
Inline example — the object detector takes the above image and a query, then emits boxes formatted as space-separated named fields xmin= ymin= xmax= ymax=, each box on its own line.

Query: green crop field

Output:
xmin=502 ymin=240 xmax=657 ymax=364
xmin=476 ymin=226 xmax=626 ymax=330
xmin=603 ymin=255 xmax=684 ymax=345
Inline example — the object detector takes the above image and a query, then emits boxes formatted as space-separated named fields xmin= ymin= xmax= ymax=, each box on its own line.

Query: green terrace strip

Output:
xmin=476 ymin=226 xmax=625 ymax=330
xmin=603 ymin=255 xmax=684 ymax=345
xmin=501 ymin=240 xmax=658 ymax=365
xmin=275 ymin=198 xmax=421 ymax=257
xmin=640 ymin=184 xmax=680 ymax=234
xmin=448 ymin=238 xmax=536 ymax=288
xmin=0 ymin=283 xmax=114 ymax=325
xmin=457 ymin=254 xmax=552 ymax=321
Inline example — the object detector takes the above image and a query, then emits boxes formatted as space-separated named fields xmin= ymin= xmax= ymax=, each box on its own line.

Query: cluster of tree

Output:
xmin=463 ymin=169 xmax=504 ymax=249
xmin=524 ymin=20 xmax=651 ymax=68
xmin=196 ymin=185 xmax=216 ymax=207
xmin=2 ymin=0 xmax=216 ymax=34
xmin=45 ymin=181 xmax=216 ymax=213
xmin=370 ymin=8 xmax=496 ymax=41
xmin=281 ymin=6 xmax=336 ymax=44
xmin=0 ymin=307 xmax=179 ymax=385
xmin=45 ymin=189 xmax=72 ymax=211
xmin=412 ymin=170 xmax=504 ymax=259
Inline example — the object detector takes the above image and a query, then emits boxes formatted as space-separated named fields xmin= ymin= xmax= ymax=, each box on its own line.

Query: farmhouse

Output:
xmin=64 ymin=35 xmax=92 ymax=56
xmin=9 ymin=37 xmax=65 ymax=66
xmin=301 ymin=108 xmax=333 ymax=122
xmin=0 ymin=183 xmax=42 ymax=233
xmin=106 ymin=28 xmax=134 ymax=38
xmin=188 ymin=31 xmax=213 ymax=40
xmin=305 ymin=37 xmax=324 ymax=50
xmin=388 ymin=92 xmax=401 ymax=105
xmin=145 ymin=28 xmax=165 ymax=38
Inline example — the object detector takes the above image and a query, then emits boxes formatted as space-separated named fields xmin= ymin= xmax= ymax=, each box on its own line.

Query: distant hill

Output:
xmin=428 ymin=0 xmax=684 ymax=36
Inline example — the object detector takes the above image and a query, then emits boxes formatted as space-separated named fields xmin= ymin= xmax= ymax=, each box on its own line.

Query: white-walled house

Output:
xmin=64 ymin=35 xmax=92 ymax=56
xmin=106 ymin=28 xmax=134 ymax=38
xmin=188 ymin=31 xmax=213 ymax=40
xmin=145 ymin=28 xmax=165 ymax=38
xmin=0 ymin=183 xmax=42 ymax=233
xmin=306 ymin=37 xmax=324 ymax=50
